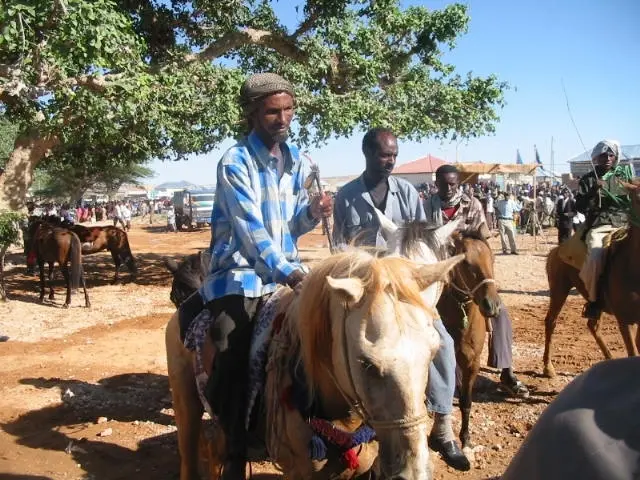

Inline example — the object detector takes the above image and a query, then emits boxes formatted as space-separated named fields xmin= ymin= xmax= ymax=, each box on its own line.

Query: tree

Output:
xmin=0 ymin=0 xmax=507 ymax=211
xmin=0 ymin=115 xmax=19 ymax=167
xmin=0 ymin=211 xmax=23 ymax=301
xmin=34 ymin=150 xmax=154 ymax=203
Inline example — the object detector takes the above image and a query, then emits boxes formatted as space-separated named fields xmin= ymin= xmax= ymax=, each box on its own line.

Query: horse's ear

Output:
xmin=326 ymin=276 xmax=364 ymax=304
xmin=433 ymin=218 xmax=462 ymax=247
xmin=164 ymin=257 xmax=180 ymax=274
xmin=373 ymin=208 xmax=402 ymax=254
xmin=415 ymin=254 xmax=464 ymax=290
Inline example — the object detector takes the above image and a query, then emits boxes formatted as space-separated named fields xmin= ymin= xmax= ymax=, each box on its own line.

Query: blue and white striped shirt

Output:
xmin=200 ymin=131 xmax=319 ymax=301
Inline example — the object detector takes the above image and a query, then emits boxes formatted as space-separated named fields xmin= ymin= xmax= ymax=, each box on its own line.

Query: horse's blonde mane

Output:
xmin=292 ymin=249 xmax=428 ymax=397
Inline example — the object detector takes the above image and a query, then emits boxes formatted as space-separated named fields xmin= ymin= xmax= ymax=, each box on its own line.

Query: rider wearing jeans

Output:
xmin=332 ymin=128 xmax=471 ymax=472
xmin=199 ymin=73 xmax=332 ymax=480
xmin=576 ymin=140 xmax=633 ymax=320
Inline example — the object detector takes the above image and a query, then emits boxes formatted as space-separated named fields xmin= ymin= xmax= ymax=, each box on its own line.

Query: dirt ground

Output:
xmin=0 ymin=220 xmax=628 ymax=479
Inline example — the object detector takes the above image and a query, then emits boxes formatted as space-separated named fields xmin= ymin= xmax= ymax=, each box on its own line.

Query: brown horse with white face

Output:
xmin=30 ymin=221 xmax=90 ymax=308
xmin=166 ymin=249 xmax=463 ymax=479
xmin=543 ymin=179 xmax=640 ymax=377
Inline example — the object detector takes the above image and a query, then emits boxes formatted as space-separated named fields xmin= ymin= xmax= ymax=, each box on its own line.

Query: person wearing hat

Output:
xmin=198 ymin=73 xmax=333 ymax=479
xmin=576 ymin=140 xmax=633 ymax=321
xmin=425 ymin=165 xmax=530 ymax=399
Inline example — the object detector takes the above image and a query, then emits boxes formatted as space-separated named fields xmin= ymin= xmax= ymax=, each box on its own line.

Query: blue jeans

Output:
xmin=427 ymin=319 xmax=456 ymax=415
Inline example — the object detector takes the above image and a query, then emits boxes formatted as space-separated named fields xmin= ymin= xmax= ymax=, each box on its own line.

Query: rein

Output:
xmin=449 ymin=277 xmax=497 ymax=300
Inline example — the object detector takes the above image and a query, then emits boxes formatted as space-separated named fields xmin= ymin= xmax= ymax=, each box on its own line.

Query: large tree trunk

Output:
xmin=0 ymin=133 xmax=59 ymax=211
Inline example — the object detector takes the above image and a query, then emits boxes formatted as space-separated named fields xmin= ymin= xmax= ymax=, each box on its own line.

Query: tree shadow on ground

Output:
xmin=3 ymin=373 xmax=180 ymax=480
xmin=2 ymin=251 xmax=191 ymax=304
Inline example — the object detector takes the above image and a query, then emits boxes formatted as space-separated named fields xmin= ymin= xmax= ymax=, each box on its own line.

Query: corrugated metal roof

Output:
xmin=568 ymin=144 xmax=640 ymax=163
xmin=393 ymin=154 xmax=447 ymax=174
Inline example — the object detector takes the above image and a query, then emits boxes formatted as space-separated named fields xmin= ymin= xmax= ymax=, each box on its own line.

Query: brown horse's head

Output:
xmin=449 ymin=231 xmax=501 ymax=318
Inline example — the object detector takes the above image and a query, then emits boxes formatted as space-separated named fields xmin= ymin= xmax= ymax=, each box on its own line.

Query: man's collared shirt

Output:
xmin=200 ymin=131 xmax=319 ymax=301
xmin=495 ymin=198 xmax=522 ymax=220
xmin=332 ymin=174 xmax=426 ymax=248
xmin=424 ymin=192 xmax=489 ymax=237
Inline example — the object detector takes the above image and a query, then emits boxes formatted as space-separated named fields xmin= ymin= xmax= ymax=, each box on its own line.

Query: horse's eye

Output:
xmin=359 ymin=356 xmax=383 ymax=379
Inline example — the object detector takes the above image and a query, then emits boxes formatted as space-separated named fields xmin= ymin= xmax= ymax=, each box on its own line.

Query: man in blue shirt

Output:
xmin=495 ymin=192 xmax=522 ymax=254
xmin=200 ymin=73 xmax=332 ymax=479
xmin=333 ymin=128 xmax=471 ymax=472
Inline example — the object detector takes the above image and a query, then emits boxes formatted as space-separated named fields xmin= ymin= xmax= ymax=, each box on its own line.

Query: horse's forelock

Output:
xmin=400 ymin=221 xmax=449 ymax=261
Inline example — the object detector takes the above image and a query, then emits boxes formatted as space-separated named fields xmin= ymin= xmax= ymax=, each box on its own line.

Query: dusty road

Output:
xmin=0 ymin=221 xmax=627 ymax=479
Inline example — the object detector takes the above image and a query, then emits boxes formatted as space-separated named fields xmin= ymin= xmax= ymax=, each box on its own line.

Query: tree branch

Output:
xmin=62 ymin=73 xmax=126 ymax=92
xmin=290 ymin=11 xmax=320 ymax=38
xmin=184 ymin=27 xmax=309 ymax=64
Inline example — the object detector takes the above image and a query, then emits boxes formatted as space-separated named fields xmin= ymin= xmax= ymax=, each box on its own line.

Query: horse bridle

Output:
xmin=449 ymin=276 xmax=497 ymax=301
xmin=323 ymin=300 xmax=430 ymax=431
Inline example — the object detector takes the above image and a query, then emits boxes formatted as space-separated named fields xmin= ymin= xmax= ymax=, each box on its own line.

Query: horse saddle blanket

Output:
xmin=183 ymin=287 xmax=293 ymax=429
xmin=557 ymin=228 xmax=588 ymax=270
xmin=557 ymin=226 xmax=627 ymax=270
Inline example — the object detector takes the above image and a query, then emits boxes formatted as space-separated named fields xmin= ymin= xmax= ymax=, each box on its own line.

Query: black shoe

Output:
xmin=221 ymin=457 xmax=246 ymax=480
xmin=428 ymin=435 xmax=471 ymax=471
xmin=582 ymin=302 xmax=602 ymax=320
xmin=499 ymin=377 xmax=530 ymax=399
xmin=511 ymin=251 xmax=518 ymax=255
xmin=502 ymin=250 xmax=508 ymax=255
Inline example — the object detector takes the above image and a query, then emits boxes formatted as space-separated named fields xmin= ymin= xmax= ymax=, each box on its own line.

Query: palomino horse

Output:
xmin=30 ymin=217 xmax=137 ymax=284
xmin=376 ymin=213 xmax=501 ymax=449
xmin=31 ymin=222 xmax=90 ymax=308
xmin=542 ymin=179 xmax=640 ymax=378
xmin=166 ymin=249 xmax=464 ymax=479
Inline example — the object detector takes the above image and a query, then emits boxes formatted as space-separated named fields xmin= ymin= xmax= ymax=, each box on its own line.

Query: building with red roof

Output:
xmin=392 ymin=154 xmax=448 ymax=186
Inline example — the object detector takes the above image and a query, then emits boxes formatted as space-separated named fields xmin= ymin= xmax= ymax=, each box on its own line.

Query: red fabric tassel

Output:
xmin=342 ymin=448 xmax=359 ymax=470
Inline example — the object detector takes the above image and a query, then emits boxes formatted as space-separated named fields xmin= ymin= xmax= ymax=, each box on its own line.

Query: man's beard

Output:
xmin=273 ymin=131 xmax=289 ymax=143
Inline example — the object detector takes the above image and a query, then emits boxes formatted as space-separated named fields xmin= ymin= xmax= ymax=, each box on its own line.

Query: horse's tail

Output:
xmin=69 ymin=232 xmax=84 ymax=290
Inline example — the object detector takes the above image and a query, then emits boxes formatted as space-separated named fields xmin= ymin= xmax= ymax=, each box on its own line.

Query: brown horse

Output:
xmin=70 ymin=223 xmax=137 ymax=283
xmin=542 ymin=180 xmax=640 ymax=378
xmin=390 ymin=221 xmax=501 ymax=449
xmin=166 ymin=249 xmax=463 ymax=479
xmin=31 ymin=222 xmax=90 ymax=308
xmin=32 ymin=217 xmax=137 ymax=283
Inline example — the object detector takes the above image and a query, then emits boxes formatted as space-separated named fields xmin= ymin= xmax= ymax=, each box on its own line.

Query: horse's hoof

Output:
xmin=39 ymin=298 xmax=45 ymax=303
xmin=62 ymin=303 xmax=70 ymax=309
xmin=543 ymin=364 xmax=556 ymax=378
xmin=85 ymin=303 xmax=91 ymax=308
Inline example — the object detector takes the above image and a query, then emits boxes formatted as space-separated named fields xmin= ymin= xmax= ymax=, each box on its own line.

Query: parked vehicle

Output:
xmin=172 ymin=189 xmax=215 ymax=229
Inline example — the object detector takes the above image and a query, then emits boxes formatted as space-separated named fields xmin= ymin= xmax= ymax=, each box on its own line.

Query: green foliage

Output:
xmin=0 ymin=211 xmax=23 ymax=248
xmin=1 ymin=0 xmax=508 ymax=205
xmin=35 ymin=153 xmax=154 ymax=202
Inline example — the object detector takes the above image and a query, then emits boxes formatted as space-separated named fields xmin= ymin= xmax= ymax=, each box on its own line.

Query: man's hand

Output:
xmin=285 ymin=269 xmax=306 ymax=292
xmin=309 ymin=192 xmax=333 ymax=220
xmin=597 ymin=179 xmax=607 ymax=188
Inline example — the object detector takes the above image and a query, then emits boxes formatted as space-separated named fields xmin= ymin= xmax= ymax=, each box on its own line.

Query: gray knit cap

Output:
xmin=240 ymin=73 xmax=294 ymax=112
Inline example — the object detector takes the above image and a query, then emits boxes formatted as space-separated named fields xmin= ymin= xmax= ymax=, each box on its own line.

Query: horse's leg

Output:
xmin=458 ymin=361 xmax=478 ymax=449
xmin=61 ymin=264 xmax=71 ymax=308
xmin=165 ymin=312 xmax=206 ymax=480
xmin=635 ymin=324 xmax=640 ymax=355
xmin=81 ymin=269 xmax=91 ymax=308
xmin=38 ymin=261 xmax=46 ymax=302
xmin=616 ymin=320 xmax=638 ymax=357
xmin=586 ymin=317 xmax=613 ymax=360
xmin=543 ymin=259 xmax=573 ymax=378
xmin=110 ymin=250 xmax=121 ymax=284
xmin=48 ymin=262 xmax=55 ymax=300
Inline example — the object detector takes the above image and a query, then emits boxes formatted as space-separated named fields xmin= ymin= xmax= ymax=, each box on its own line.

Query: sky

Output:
xmin=149 ymin=0 xmax=640 ymax=186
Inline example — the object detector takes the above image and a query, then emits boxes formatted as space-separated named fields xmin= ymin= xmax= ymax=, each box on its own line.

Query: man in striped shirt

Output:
xmin=200 ymin=73 xmax=332 ymax=479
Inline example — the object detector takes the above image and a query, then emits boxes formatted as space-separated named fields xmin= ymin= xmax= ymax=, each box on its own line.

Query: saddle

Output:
xmin=557 ymin=225 xmax=628 ymax=271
